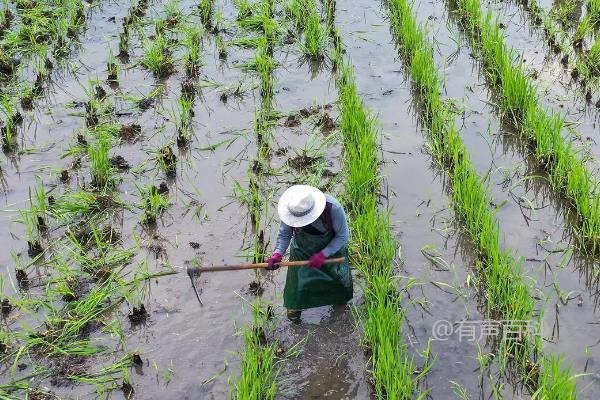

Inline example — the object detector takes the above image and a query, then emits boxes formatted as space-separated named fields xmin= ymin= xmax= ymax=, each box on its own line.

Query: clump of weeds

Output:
xmin=182 ymin=25 xmax=202 ymax=77
xmin=139 ymin=184 xmax=170 ymax=225
xmin=142 ymin=34 xmax=175 ymax=78
xmin=107 ymin=49 xmax=119 ymax=82
xmin=88 ymin=134 xmax=117 ymax=189
xmin=157 ymin=145 xmax=177 ymax=177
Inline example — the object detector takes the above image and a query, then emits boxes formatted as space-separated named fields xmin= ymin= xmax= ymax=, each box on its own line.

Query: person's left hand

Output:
xmin=308 ymin=251 xmax=326 ymax=268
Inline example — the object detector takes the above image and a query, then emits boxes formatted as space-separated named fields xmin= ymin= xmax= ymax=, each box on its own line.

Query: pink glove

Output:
xmin=309 ymin=251 xmax=326 ymax=268
xmin=266 ymin=252 xmax=282 ymax=270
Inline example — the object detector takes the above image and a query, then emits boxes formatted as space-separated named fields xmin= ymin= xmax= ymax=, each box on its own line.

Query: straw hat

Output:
xmin=277 ymin=185 xmax=326 ymax=227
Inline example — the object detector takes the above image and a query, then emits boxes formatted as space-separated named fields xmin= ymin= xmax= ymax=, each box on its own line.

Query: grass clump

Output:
xmin=233 ymin=301 xmax=278 ymax=399
xmin=302 ymin=9 xmax=326 ymax=59
xmin=141 ymin=35 xmax=175 ymax=78
xmin=182 ymin=25 xmax=202 ymax=76
xmin=88 ymin=134 xmax=116 ymax=190
xmin=140 ymin=185 xmax=170 ymax=225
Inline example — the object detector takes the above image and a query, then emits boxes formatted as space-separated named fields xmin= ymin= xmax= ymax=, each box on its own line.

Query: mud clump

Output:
xmin=132 ymin=353 xmax=143 ymax=366
xmin=159 ymin=146 xmax=177 ymax=177
xmin=288 ymin=153 xmax=320 ymax=172
xmin=248 ymin=280 xmax=264 ymax=296
xmin=318 ymin=113 xmax=336 ymax=133
xmin=27 ymin=389 xmax=57 ymax=400
xmin=120 ymin=123 xmax=141 ymax=141
xmin=59 ymin=170 xmax=70 ymax=183
xmin=50 ymin=356 xmax=87 ymax=385
xmin=283 ymin=114 xmax=300 ymax=127
xmin=77 ymin=133 xmax=87 ymax=146
xmin=122 ymin=381 xmax=134 ymax=398
xmin=1 ymin=298 xmax=13 ymax=316
xmin=109 ymin=155 xmax=131 ymax=171
xmin=137 ymin=97 xmax=154 ymax=111
xmin=299 ymin=106 xmax=320 ymax=117
xmin=27 ymin=241 xmax=43 ymax=257
xmin=128 ymin=304 xmax=148 ymax=324
xmin=189 ymin=241 xmax=200 ymax=249
xmin=157 ymin=182 xmax=169 ymax=195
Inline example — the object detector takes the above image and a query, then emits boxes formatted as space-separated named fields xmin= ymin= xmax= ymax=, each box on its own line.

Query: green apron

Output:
xmin=283 ymin=224 xmax=353 ymax=310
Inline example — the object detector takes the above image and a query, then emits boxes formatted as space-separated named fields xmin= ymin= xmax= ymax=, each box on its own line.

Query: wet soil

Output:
xmin=1 ymin=0 xmax=600 ymax=398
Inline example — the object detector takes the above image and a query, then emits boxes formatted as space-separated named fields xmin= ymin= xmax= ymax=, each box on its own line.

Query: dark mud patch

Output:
xmin=50 ymin=356 xmax=88 ymax=386
xmin=317 ymin=113 xmax=337 ymax=133
xmin=248 ymin=280 xmax=264 ymax=296
xmin=120 ymin=123 xmax=141 ymax=141
xmin=283 ymin=114 xmax=301 ymax=127
xmin=109 ymin=155 xmax=131 ymax=171
xmin=28 ymin=389 xmax=58 ymax=400
xmin=128 ymin=304 xmax=148 ymax=324
xmin=288 ymin=153 xmax=321 ymax=172
xmin=1 ymin=298 xmax=13 ymax=316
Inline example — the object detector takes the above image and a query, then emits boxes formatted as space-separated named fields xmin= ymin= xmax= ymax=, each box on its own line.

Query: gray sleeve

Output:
xmin=321 ymin=202 xmax=349 ymax=257
xmin=274 ymin=222 xmax=294 ymax=255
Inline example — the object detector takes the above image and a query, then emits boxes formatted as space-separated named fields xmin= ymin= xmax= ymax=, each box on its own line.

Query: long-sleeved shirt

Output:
xmin=275 ymin=194 xmax=349 ymax=257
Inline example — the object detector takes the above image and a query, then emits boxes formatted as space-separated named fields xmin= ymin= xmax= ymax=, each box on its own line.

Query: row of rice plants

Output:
xmin=325 ymin=24 xmax=427 ymax=398
xmin=448 ymin=0 xmax=600 ymax=257
xmin=232 ymin=0 xmax=281 ymax=397
xmin=386 ymin=0 xmax=578 ymax=396
xmin=510 ymin=0 xmax=600 ymax=104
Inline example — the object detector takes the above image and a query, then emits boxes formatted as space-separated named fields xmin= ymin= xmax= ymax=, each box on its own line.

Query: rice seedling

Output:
xmin=118 ymin=32 xmax=129 ymax=58
xmin=550 ymin=0 xmax=580 ymax=28
xmin=141 ymin=34 xmax=175 ymax=78
xmin=88 ymin=133 xmax=116 ymax=190
xmin=0 ymin=95 xmax=18 ymax=152
xmin=157 ymin=145 xmax=177 ymax=177
xmin=233 ymin=300 xmax=278 ymax=399
xmin=199 ymin=0 xmax=213 ymax=29
xmin=107 ymin=49 xmax=119 ymax=82
xmin=302 ymin=10 xmax=326 ymax=59
xmin=139 ymin=185 xmax=170 ymax=225
xmin=167 ymin=95 xmax=195 ymax=147
xmin=589 ymin=0 xmax=600 ymax=26
xmin=165 ymin=0 xmax=183 ymax=25
xmin=182 ymin=25 xmax=203 ymax=76
xmin=216 ymin=34 xmax=228 ymax=59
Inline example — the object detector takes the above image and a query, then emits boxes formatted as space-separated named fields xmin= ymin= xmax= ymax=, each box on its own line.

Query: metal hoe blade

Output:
xmin=186 ymin=267 xmax=203 ymax=307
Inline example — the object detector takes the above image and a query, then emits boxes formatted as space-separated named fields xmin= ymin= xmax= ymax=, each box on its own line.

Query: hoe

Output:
xmin=185 ymin=257 xmax=346 ymax=306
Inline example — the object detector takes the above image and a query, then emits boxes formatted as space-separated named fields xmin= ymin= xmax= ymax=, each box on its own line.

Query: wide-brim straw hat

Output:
xmin=277 ymin=185 xmax=326 ymax=228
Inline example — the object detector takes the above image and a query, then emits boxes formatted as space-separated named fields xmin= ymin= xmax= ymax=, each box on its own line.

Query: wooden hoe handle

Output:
xmin=187 ymin=257 xmax=346 ymax=275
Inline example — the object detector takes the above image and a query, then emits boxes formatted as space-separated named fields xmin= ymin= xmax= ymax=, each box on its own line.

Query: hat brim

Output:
xmin=277 ymin=185 xmax=326 ymax=228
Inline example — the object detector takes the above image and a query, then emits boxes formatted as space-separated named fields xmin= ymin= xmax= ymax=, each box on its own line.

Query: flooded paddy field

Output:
xmin=1 ymin=0 xmax=600 ymax=399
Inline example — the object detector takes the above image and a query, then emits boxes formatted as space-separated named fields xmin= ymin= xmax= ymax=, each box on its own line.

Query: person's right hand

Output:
xmin=266 ymin=252 xmax=282 ymax=271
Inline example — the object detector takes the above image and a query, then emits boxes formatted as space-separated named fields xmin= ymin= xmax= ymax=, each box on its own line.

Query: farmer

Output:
xmin=266 ymin=185 xmax=353 ymax=323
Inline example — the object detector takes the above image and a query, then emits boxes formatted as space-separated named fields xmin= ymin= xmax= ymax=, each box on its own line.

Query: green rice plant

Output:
xmin=589 ymin=0 xmax=600 ymax=26
xmin=335 ymin=58 xmax=423 ymax=397
xmin=234 ymin=301 xmax=278 ymax=399
xmin=88 ymin=134 xmax=115 ymax=189
xmin=139 ymin=185 xmax=170 ymax=225
xmin=182 ymin=25 xmax=202 ymax=76
xmin=235 ymin=0 xmax=255 ymax=20
xmin=302 ymin=10 xmax=326 ymax=59
xmin=0 ymin=94 xmax=18 ymax=151
xmin=119 ymin=32 xmax=129 ymax=57
xmin=216 ymin=35 xmax=228 ymax=59
xmin=584 ymin=39 xmax=600 ymax=73
xmin=165 ymin=0 xmax=183 ymax=24
xmin=141 ymin=34 xmax=175 ymax=78
xmin=531 ymin=355 xmax=579 ymax=399
xmin=156 ymin=145 xmax=177 ymax=177
xmin=170 ymin=95 xmax=195 ymax=146
xmin=199 ymin=0 xmax=213 ymax=28
xmin=285 ymin=0 xmax=314 ymax=28
xmin=551 ymin=0 xmax=580 ymax=28
xmin=107 ymin=49 xmax=119 ymax=82
xmin=28 ymin=177 xmax=49 ymax=233
xmin=19 ymin=210 xmax=43 ymax=257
